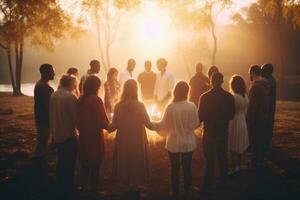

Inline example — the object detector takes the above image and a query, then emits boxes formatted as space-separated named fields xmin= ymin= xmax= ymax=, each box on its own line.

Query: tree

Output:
xmin=238 ymin=0 xmax=300 ymax=97
xmin=82 ymin=0 xmax=140 ymax=72
xmin=197 ymin=0 xmax=232 ymax=65
xmin=0 ymin=0 xmax=73 ymax=95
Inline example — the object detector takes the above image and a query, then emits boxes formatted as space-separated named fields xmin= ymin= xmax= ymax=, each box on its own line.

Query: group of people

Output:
xmin=33 ymin=58 xmax=276 ymax=199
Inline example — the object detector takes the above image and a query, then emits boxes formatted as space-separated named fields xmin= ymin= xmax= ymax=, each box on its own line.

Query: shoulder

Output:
xmin=185 ymin=101 xmax=197 ymax=111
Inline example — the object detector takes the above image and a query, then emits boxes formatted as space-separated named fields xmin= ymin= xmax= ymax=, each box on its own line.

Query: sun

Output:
xmin=142 ymin=19 xmax=164 ymax=41
xmin=131 ymin=1 xmax=175 ymax=57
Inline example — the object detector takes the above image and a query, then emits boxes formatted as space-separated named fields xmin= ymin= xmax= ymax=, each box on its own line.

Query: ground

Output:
xmin=0 ymin=93 xmax=300 ymax=200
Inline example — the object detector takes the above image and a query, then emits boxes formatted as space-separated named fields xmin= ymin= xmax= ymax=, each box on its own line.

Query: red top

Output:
xmin=78 ymin=95 xmax=109 ymax=165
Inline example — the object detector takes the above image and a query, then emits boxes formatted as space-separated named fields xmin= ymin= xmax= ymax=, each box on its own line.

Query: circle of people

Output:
xmin=33 ymin=58 xmax=276 ymax=199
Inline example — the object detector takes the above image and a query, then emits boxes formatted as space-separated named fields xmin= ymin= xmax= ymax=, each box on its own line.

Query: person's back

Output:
xmin=108 ymin=80 xmax=153 ymax=188
xmin=199 ymin=87 xmax=235 ymax=140
xmin=50 ymin=88 xmax=77 ymax=143
xmin=160 ymin=101 xmax=199 ymax=152
xmin=198 ymin=72 xmax=235 ymax=191
xmin=247 ymin=79 xmax=269 ymax=126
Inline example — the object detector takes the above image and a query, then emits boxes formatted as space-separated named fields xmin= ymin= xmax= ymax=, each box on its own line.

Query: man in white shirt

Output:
xmin=154 ymin=58 xmax=175 ymax=111
xmin=119 ymin=58 xmax=136 ymax=87
xmin=50 ymin=75 xmax=78 ymax=195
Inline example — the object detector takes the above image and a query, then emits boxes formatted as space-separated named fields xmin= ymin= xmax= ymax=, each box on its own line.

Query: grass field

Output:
xmin=0 ymin=93 xmax=300 ymax=199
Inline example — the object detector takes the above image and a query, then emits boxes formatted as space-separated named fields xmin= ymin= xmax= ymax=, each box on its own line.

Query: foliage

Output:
xmin=82 ymin=0 xmax=140 ymax=72
xmin=0 ymin=0 xmax=75 ymax=95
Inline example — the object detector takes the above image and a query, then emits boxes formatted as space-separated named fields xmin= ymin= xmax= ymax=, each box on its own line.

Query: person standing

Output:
xmin=49 ymin=75 xmax=78 ymax=195
xmin=189 ymin=63 xmax=209 ymax=107
xmin=198 ymin=72 xmax=235 ymax=192
xmin=67 ymin=67 xmax=79 ymax=97
xmin=207 ymin=66 xmax=219 ymax=81
xmin=138 ymin=60 xmax=156 ymax=102
xmin=154 ymin=58 xmax=175 ymax=111
xmin=34 ymin=64 xmax=55 ymax=159
xmin=108 ymin=79 xmax=154 ymax=199
xmin=79 ymin=60 xmax=101 ymax=95
xmin=67 ymin=67 xmax=79 ymax=77
xmin=104 ymin=68 xmax=121 ymax=118
xmin=261 ymin=64 xmax=276 ymax=152
xmin=228 ymin=75 xmax=249 ymax=174
xmin=247 ymin=65 xmax=270 ymax=171
xmin=78 ymin=76 xmax=109 ymax=197
xmin=119 ymin=58 xmax=136 ymax=87
xmin=154 ymin=81 xmax=199 ymax=199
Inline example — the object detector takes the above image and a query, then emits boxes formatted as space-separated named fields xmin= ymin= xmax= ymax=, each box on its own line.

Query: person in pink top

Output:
xmin=78 ymin=75 xmax=109 ymax=197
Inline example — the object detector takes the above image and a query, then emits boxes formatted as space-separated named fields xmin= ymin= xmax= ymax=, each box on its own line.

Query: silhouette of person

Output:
xmin=79 ymin=60 xmax=100 ymax=95
xmin=67 ymin=67 xmax=79 ymax=77
xmin=108 ymin=79 xmax=154 ymax=199
xmin=50 ymin=75 xmax=78 ymax=195
xmin=228 ymin=75 xmax=249 ymax=174
xmin=138 ymin=60 xmax=156 ymax=102
xmin=119 ymin=58 xmax=136 ymax=86
xmin=78 ymin=75 xmax=109 ymax=196
xmin=247 ymin=65 xmax=270 ymax=171
xmin=34 ymin=64 xmax=55 ymax=159
xmin=261 ymin=63 xmax=276 ymax=152
xmin=207 ymin=66 xmax=219 ymax=80
xmin=154 ymin=81 xmax=199 ymax=199
xmin=198 ymin=72 xmax=235 ymax=192
xmin=189 ymin=63 xmax=209 ymax=107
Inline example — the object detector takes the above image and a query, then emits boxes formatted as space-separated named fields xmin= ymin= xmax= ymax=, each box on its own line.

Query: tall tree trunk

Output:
xmin=14 ymin=40 xmax=22 ymax=95
xmin=210 ymin=22 xmax=217 ymax=65
xmin=6 ymin=45 xmax=17 ymax=94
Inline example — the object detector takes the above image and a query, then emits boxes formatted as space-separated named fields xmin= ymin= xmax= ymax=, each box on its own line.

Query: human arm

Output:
xmin=198 ymin=94 xmax=207 ymax=123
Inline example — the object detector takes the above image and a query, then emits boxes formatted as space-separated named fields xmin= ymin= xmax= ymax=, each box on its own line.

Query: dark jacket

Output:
xmin=34 ymin=80 xmax=54 ymax=127
xmin=198 ymin=87 xmax=235 ymax=141
xmin=246 ymin=79 xmax=270 ymax=131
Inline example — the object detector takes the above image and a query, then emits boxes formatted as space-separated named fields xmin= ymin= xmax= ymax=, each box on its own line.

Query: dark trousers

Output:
xmin=56 ymin=137 xmax=78 ymax=193
xmin=34 ymin=125 xmax=50 ymax=157
xmin=168 ymin=151 xmax=193 ymax=194
xmin=250 ymin=121 xmax=269 ymax=170
xmin=203 ymin=135 xmax=228 ymax=189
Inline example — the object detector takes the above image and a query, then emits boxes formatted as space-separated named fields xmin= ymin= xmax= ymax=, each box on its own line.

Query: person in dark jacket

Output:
xmin=34 ymin=64 xmax=55 ymax=158
xmin=247 ymin=65 xmax=270 ymax=171
xmin=198 ymin=72 xmax=235 ymax=192
xmin=261 ymin=63 xmax=276 ymax=150
xmin=189 ymin=63 xmax=209 ymax=107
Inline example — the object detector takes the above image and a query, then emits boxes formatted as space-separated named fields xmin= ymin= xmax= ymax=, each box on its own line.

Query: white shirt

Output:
xmin=50 ymin=88 xmax=77 ymax=143
xmin=155 ymin=101 xmax=199 ymax=152
xmin=154 ymin=70 xmax=175 ymax=101
xmin=119 ymin=69 xmax=134 ymax=86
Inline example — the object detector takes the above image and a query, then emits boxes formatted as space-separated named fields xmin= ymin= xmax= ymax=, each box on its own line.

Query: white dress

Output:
xmin=228 ymin=94 xmax=249 ymax=153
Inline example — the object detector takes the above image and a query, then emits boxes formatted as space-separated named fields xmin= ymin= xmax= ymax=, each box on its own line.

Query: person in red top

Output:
xmin=78 ymin=75 xmax=109 ymax=196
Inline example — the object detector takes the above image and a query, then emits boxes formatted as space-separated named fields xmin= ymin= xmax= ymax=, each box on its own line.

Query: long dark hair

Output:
xmin=120 ymin=79 xmax=138 ymax=103
xmin=230 ymin=75 xmax=246 ymax=97
xmin=173 ymin=81 xmax=189 ymax=102
xmin=79 ymin=75 xmax=101 ymax=105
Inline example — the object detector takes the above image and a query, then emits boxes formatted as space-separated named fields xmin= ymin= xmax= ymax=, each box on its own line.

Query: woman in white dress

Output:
xmin=228 ymin=75 xmax=249 ymax=173
xmin=154 ymin=81 xmax=199 ymax=199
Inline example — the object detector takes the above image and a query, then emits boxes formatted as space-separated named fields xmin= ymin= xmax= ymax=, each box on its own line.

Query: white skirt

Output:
xmin=228 ymin=114 xmax=249 ymax=153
